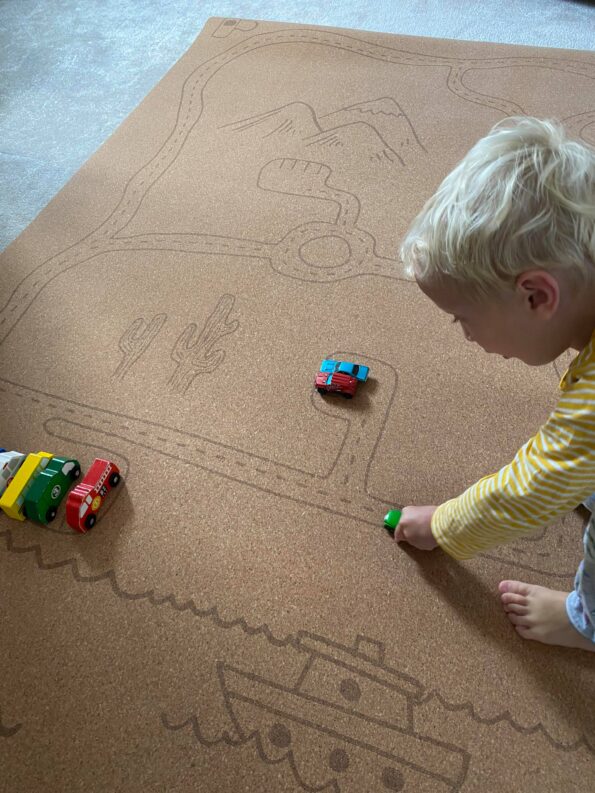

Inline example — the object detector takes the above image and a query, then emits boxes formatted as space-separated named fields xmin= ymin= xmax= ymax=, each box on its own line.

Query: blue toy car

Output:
xmin=320 ymin=359 xmax=369 ymax=383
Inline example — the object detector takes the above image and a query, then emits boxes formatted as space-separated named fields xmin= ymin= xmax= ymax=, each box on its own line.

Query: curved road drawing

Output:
xmin=1 ymin=28 xmax=594 ymax=342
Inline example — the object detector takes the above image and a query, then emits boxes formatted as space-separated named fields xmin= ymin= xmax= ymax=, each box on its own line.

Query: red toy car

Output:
xmin=65 ymin=458 xmax=121 ymax=533
xmin=315 ymin=370 xmax=358 ymax=399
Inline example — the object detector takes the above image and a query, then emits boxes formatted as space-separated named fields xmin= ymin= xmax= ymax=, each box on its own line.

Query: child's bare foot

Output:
xmin=499 ymin=580 xmax=594 ymax=652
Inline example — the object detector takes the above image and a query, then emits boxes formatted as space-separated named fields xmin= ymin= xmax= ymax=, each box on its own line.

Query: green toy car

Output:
xmin=383 ymin=508 xmax=402 ymax=536
xmin=24 ymin=457 xmax=81 ymax=524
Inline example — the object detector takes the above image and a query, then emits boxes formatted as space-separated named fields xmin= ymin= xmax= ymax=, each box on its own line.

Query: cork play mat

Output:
xmin=1 ymin=16 xmax=594 ymax=792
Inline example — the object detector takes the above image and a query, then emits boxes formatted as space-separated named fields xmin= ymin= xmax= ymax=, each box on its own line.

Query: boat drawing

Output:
xmin=218 ymin=632 xmax=470 ymax=792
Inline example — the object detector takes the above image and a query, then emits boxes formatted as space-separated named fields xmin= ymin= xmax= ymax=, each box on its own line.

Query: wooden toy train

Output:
xmin=0 ymin=448 xmax=121 ymax=533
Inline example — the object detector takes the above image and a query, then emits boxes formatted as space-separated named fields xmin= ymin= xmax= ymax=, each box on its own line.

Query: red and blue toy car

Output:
xmin=315 ymin=359 xmax=369 ymax=399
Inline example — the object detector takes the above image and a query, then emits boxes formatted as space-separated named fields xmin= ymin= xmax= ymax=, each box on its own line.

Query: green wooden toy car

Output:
xmin=24 ymin=457 xmax=81 ymax=524
xmin=383 ymin=509 xmax=402 ymax=536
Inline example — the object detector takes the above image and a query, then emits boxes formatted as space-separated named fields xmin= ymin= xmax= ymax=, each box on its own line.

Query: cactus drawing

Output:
xmin=169 ymin=294 xmax=239 ymax=395
xmin=114 ymin=314 xmax=167 ymax=381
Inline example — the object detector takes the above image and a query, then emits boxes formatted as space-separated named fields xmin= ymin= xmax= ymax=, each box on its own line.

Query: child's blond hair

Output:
xmin=400 ymin=116 xmax=595 ymax=297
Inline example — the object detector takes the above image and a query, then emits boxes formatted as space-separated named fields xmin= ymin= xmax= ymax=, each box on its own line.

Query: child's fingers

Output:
xmin=394 ymin=525 xmax=406 ymax=542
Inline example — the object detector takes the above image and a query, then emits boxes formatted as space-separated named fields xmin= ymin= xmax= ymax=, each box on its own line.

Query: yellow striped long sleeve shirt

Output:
xmin=431 ymin=330 xmax=595 ymax=560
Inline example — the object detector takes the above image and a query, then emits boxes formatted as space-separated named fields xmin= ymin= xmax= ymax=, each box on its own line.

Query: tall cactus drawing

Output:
xmin=169 ymin=294 xmax=239 ymax=395
xmin=114 ymin=314 xmax=167 ymax=381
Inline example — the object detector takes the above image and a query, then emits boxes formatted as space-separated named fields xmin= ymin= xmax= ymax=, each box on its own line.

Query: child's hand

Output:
xmin=394 ymin=506 xmax=438 ymax=550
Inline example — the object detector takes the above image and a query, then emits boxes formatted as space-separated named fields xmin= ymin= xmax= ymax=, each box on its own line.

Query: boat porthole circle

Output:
xmin=268 ymin=723 xmax=291 ymax=748
xmin=382 ymin=767 xmax=405 ymax=791
xmin=328 ymin=748 xmax=349 ymax=773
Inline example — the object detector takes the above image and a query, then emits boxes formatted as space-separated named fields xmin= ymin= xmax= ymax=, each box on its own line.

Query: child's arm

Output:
xmin=430 ymin=367 xmax=595 ymax=560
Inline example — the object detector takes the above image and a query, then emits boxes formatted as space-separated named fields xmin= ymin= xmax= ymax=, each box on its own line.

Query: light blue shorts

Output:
xmin=566 ymin=504 xmax=595 ymax=643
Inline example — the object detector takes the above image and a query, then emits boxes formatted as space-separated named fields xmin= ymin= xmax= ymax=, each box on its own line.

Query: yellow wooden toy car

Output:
xmin=0 ymin=452 xmax=53 ymax=521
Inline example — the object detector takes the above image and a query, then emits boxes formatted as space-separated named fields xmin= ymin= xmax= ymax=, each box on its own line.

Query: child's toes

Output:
xmin=506 ymin=612 xmax=532 ymax=628
xmin=500 ymin=591 xmax=527 ymax=607
xmin=514 ymin=625 xmax=532 ymax=640
xmin=503 ymin=601 xmax=529 ymax=615
xmin=499 ymin=580 xmax=531 ymax=596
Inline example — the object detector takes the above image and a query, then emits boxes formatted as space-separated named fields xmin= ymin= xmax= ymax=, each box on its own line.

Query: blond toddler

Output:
xmin=397 ymin=116 xmax=595 ymax=653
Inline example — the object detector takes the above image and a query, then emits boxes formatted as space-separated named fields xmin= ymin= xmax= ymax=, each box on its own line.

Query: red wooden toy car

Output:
xmin=315 ymin=370 xmax=358 ymax=399
xmin=65 ymin=458 xmax=121 ymax=533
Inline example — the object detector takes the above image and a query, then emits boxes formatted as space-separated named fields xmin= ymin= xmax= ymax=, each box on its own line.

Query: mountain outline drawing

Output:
xmin=219 ymin=98 xmax=426 ymax=167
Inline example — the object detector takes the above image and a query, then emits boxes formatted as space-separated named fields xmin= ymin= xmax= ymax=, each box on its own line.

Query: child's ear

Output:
xmin=516 ymin=270 xmax=560 ymax=317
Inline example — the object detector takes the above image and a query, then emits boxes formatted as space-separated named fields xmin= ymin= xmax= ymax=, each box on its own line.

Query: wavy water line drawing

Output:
xmin=2 ymin=521 xmax=590 ymax=756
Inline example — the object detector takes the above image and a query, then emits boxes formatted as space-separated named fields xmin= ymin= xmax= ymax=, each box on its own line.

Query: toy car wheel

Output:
xmin=317 ymin=388 xmax=326 ymax=395
xmin=342 ymin=393 xmax=353 ymax=399
xmin=45 ymin=507 xmax=57 ymax=523
xmin=109 ymin=472 xmax=120 ymax=487
xmin=70 ymin=466 xmax=81 ymax=481
xmin=85 ymin=514 xmax=97 ymax=530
